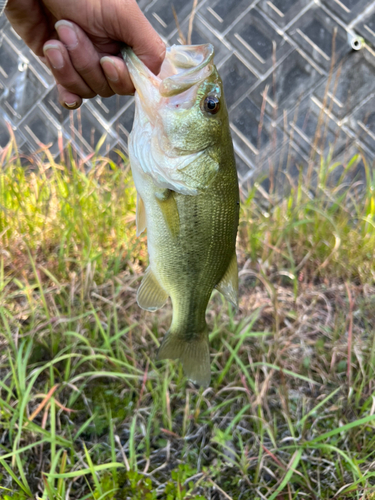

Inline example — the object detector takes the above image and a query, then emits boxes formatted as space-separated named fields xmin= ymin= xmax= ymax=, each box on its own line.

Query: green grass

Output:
xmin=1 ymin=134 xmax=375 ymax=500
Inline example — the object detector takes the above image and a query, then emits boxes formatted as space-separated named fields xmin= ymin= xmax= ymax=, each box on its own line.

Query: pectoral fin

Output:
xmin=216 ymin=253 xmax=238 ymax=307
xmin=155 ymin=189 xmax=180 ymax=238
xmin=136 ymin=193 xmax=147 ymax=236
xmin=137 ymin=266 xmax=169 ymax=311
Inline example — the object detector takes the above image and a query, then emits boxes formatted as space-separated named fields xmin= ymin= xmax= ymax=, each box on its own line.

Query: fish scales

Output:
xmin=123 ymin=44 xmax=239 ymax=387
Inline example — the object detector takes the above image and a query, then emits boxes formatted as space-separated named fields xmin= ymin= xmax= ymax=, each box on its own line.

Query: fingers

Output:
xmin=43 ymin=20 xmax=121 ymax=109
xmin=44 ymin=19 xmax=137 ymax=106
xmin=54 ymin=20 xmax=115 ymax=98
xmin=100 ymin=56 xmax=135 ymax=95
xmin=39 ymin=0 xmax=167 ymax=111
xmin=43 ymin=40 xmax=96 ymax=99
xmin=56 ymin=84 xmax=82 ymax=110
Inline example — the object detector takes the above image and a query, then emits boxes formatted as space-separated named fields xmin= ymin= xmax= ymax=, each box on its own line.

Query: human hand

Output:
xmin=5 ymin=0 xmax=165 ymax=108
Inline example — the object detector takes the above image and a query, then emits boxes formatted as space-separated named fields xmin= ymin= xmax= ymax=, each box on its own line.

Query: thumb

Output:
xmin=104 ymin=0 xmax=166 ymax=76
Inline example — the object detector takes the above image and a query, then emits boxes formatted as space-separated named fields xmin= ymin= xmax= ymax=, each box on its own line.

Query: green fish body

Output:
xmin=123 ymin=44 xmax=239 ymax=387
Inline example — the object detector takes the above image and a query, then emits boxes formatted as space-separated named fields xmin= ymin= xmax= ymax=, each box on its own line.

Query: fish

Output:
xmin=122 ymin=43 xmax=239 ymax=388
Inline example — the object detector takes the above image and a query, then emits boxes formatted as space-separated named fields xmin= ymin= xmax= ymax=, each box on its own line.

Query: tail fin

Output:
xmin=157 ymin=330 xmax=211 ymax=388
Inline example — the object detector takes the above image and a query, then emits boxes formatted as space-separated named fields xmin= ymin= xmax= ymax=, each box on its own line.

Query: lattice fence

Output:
xmin=1 ymin=0 xmax=375 ymax=183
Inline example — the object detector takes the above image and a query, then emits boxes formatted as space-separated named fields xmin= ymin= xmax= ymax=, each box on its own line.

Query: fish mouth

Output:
xmin=122 ymin=43 xmax=214 ymax=106
xmin=158 ymin=44 xmax=214 ymax=97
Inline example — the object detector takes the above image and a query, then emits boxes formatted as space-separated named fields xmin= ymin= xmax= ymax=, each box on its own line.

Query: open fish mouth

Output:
xmin=122 ymin=43 xmax=215 ymax=108
xmin=158 ymin=44 xmax=214 ymax=96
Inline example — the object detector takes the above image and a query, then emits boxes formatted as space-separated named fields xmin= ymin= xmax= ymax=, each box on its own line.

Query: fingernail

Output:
xmin=55 ymin=20 xmax=78 ymax=50
xmin=43 ymin=44 xmax=64 ymax=69
xmin=100 ymin=57 xmax=119 ymax=82
xmin=64 ymin=101 xmax=78 ymax=109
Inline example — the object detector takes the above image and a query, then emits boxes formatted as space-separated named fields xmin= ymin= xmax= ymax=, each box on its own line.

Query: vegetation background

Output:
xmin=1 ymin=122 xmax=375 ymax=499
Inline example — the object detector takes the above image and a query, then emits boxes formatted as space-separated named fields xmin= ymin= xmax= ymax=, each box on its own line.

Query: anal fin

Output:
xmin=137 ymin=266 xmax=168 ymax=311
xmin=136 ymin=192 xmax=147 ymax=236
xmin=216 ymin=253 xmax=238 ymax=307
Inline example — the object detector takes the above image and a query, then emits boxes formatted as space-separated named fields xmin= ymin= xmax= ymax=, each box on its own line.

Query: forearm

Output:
xmin=0 ymin=0 xmax=8 ymax=16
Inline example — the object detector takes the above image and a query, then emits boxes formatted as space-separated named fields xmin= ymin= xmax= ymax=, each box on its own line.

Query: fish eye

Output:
xmin=203 ymin=95 xmax=220 ymax=115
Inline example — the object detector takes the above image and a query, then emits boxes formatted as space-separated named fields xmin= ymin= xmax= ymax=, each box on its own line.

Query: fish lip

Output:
xmin=122 ymin=45 xmax=162 ymax=119
xmin=122 ymin=43 xmax=215 ymax=99
xmin=122 ymin=44 xmax=161 ymax=91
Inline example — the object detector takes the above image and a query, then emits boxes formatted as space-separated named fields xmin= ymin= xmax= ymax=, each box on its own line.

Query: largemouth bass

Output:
xmin=123 ymin=44 xmax=239 ymax=387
